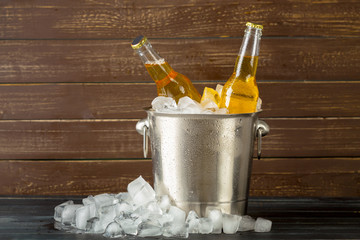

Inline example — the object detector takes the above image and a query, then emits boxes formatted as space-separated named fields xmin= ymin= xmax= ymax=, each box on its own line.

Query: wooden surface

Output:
xmin=0 ymin=82 xmax=360 ymax=119
xmin=1 ymin=39 xmax=359 ymax=83
xmin=0 ymin=197 xmax=359 ymax=239
xmin=0 ymin=0 xmax=359 ymax=197
xmin=2 ymin=0 xmax=359 ymax=38
xmin=0 ymin=159 xmax=359 ymax=197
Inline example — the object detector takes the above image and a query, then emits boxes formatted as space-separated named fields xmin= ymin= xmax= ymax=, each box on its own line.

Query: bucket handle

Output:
xmin=136 ymin=118 xmax=149 ymax=158
xmin=256 ymin=120 xmax=270 ymax=159
xmin=136 ymin=118 xmax=270 ymax=159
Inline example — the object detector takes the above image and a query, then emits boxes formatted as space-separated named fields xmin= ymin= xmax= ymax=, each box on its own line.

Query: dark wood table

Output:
xmin=1 ymin=197 xmax=359 ymax=239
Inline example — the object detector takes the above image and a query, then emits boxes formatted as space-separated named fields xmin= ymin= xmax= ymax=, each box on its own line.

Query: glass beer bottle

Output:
xmin=219 ymin=22 xmax=263 ymax=114
xmin=131 ymin=36 xmax=201 ymax=103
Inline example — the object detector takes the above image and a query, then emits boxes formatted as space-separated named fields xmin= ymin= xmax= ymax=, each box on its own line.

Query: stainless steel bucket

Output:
xmin=136 ymin=109 xmax=269 ymax=216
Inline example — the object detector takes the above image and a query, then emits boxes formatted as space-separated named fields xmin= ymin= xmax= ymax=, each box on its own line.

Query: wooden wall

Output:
xmin=0 ymin=0 xmax=359 ymax=197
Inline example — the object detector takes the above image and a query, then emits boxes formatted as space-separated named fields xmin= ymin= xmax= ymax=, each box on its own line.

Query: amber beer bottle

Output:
xmin=131 ymin=36 xmax=201 ymax=103
xmin=220 ymin=22 xmax=263 ymax=114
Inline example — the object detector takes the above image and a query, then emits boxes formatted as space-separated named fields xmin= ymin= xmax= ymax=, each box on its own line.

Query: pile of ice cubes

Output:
xmin=151 ymin=84 xmax=228 ymax=114
xmin=151 ymin=96 xmax=262 ymax=115
xmin=152 ymin=96 xmax=230 ymax=114
xmin=54 ymin=176 xmax=271 ymax=238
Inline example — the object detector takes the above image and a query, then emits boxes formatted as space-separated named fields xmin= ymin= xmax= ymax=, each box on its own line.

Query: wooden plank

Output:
xmin=0 ymin=119 xmax=144 ymax=159
xmin=0 ymin=158 xmax=358 ymax=197
xmin=261 ymin=118 xmax=360 ymax=158
xmin=0 ymin=83 xmax=155 ymax=120
xmin=1 ymin=0 xmax=359 ymax=38
xmin=0 ymin=118 xmax=359 ymax=159
xmin=0 ymin=82 xmax=359 ymax=120
xmin=0 ymin=159 xmax=153 ymax=196
xmin=250 ymin=158 xmax=360 ymax=197
xmin=1 ymin=38 xmax=359 ymax=83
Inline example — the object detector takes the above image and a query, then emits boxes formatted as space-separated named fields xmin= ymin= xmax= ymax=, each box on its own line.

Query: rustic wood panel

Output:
xmin=1 ymin=0 xmax=359 ymax=199
xmin=0 ymin=158 xmax=358 ymax=197
xmin=1 ymin=38 xmax=359 ymax=83
xmin=0 ymin=160 xmax=153 ymax=196
xmin=1 ymin=0 xmax=359 ymax=39
xmin=0 ymin=82 xmax=359 ymax=120
xmin=261 ymin=118 xmax=360 ymax=158
xmin=0 ymin=118 xmax=358 ymax=160
xmin=0 ymin=119 xmax=143 ymax=159
xmin=251 ymin=158 xmax=360 ymax=197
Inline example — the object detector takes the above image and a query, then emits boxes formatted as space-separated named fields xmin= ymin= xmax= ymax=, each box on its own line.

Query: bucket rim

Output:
xmin=144 ymin=107 xmax=261 ymax=118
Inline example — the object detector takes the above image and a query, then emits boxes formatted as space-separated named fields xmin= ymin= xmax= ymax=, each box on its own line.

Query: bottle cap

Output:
xmin=131 ymin=35 xmax=148 ymax=49
xmin=246 ymin=22 xmax=263 ymax=30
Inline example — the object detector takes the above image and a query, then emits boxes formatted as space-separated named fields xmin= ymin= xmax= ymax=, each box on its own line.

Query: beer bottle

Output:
xmin=131 ymin=36 xmax=201 ymax=103
xmin=219 ymin=22 xmax=263 ymax=114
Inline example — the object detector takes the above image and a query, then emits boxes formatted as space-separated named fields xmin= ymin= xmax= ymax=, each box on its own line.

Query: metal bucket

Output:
xmin=136 ymin=109 xmax=269 ymax=216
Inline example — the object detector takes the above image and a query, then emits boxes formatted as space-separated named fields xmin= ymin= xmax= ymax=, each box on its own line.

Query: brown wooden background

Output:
xmin=0 ymin=0 xmax=359 ymax=197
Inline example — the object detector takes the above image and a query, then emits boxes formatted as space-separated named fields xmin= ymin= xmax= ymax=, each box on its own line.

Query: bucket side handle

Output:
xmin=136 ymin=118 xmax=149 ymax=158
xmin=256 ymin=120 xmax=270 ymax=160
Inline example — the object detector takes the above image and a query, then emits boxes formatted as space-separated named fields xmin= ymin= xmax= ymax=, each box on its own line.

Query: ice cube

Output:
xmin=238 ymin=215 xmax=255 ymax=231
xmin=222 ymin=213 xmax=240 ymax=234
xmin=131 ymin=206 xmax=151 ymax=221
xmin=201 ymin=99 xmax=219 ymax=111
xmin=85 ymin=217 xmax=99 ymax=232
xmin=207 ymin=208 xmax=222 ymax=234
xmin=254 ymin=217 xmax=272 ymax=232
xmin=75 ymin=203 xmax=97 ymax=230
xmin=198 ymin=218 xmax=213 ymax=234
xmin=178 ymin=97 xmax=203 ymax=114
xmin=146 ymin=201 xmax=163 ymax=215
xmin=93 ymin=193 xmax=118 ymax=210
xmin=115 ymin=202 xmax=133 ymax=216
xmin=116 ymin=218 xmax=138 ymax=235
xmin=82 ymin=195 xmax=95 ymax=205
xmin=94 ymin=205 xmax=117 ymax=233
xmin=61 ymin=204 xmax=82 ymax=225
xmin=163 ymin=223 xmax=189 ymax=238
xmin=127 ymin=176 xmax=155 ymax=207
xmin=88 ymin=203 xmax=98 ymax=218
xmin=158 ymin=213 xmax=174 ymax=227
xmin=54 ymin=200 xmax=74 ymax=222
xmin=186 ymin=210 xmax=200 ymax=234
xmin=168 ymin=206 xmax=186 ymax=224
xmin=201 ymin=109 xmax=216 ymax=114
xmin=215 ymin=108 xmax=229 ymax=114
xmin=158 ymin=195 xmax=171 ymax=212
xmin=103 ymin=222 xmax=125 ymax=238
xmin=54 ymin=221 xmax=81 ymax=233
xmin=216 ymin=84 xmax=223 ymax=97
xmin=256 ymin=97 xmax=262 ymax=112
xmin=137 ymin=220 xmax=162 ymax=237
xmin=152 ymin=96 xmax=177 ymax=113
xmin=115 ymin=192 xmax=132 ymax=204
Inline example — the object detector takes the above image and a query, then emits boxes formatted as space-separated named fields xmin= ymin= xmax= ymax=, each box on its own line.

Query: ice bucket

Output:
xmin=136 ymin=109 xmax=269 ymax=216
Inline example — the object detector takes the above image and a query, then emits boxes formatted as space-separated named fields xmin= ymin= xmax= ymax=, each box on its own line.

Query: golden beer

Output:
xmin=132 ymin=36 xmax=201 ymax=103
xmin=220 ymin=22 xmax=263 ymax=114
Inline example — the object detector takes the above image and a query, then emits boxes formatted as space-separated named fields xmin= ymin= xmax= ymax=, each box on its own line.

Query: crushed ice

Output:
xmin=54 ymin=176 xmax=271 ymax=238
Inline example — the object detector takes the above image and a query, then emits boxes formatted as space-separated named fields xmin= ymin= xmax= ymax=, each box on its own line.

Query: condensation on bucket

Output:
xmin=146 ymin=111 xmax=259 ymax=217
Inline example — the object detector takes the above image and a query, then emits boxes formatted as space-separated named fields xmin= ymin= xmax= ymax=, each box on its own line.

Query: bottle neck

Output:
xmin=134 ymin=40 xmax=175 ymax=82
xmin=134 ymin=41 xmax=175 ymax=82
xmin=234 ymin=26 xmax=262 ymax=79
xmin=135 ymin=41 xmax=172 ymax=69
